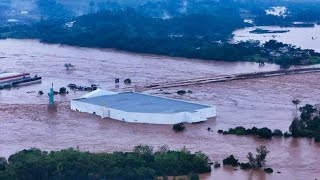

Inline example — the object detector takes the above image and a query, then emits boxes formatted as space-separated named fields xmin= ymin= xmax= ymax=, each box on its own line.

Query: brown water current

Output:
xmin=0 ymin=39 xmax=320 ymax=180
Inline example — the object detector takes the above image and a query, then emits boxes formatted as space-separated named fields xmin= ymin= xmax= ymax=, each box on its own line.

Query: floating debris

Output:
xmin=64 ymin=63 xmax=75 ymax=70
xmin=177 ymin=90 xmax=187 ymax=95
xmin=67 ymin=83 xmax=99 ymax=91
xmin=124 ymin=78 xmax=132 ymax=85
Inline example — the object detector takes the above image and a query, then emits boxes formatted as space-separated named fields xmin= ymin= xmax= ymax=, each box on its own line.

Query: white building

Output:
xmin=71 ymin=89 xmax=216 ymax=124
xmin=0 ymin=72 xmax=30 ymax=84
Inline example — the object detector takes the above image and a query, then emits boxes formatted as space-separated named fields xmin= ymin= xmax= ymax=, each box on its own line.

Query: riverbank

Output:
xmin=233 ymin=25 xmax=320 ymax=53
xmin=1 ymin=10 xmax=320 ymax=67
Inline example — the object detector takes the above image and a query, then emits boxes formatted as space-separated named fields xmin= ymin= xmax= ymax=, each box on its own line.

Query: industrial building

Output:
xmin=0 ymin=72 xmax=31 ymax=84
xmin=0 ymin=72 xmax=41 ymax=89
xmin=71 ymin=89 xmax=216 ymax=124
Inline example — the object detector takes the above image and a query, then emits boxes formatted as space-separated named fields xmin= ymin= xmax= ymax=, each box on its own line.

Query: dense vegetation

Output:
xmin=173 ymin=123 xmax=186 ymax=132
xmin=218 ymin=126 xmax=285 ymax=139
xmin=1 ymin=8 xmax=319 ymax=67
xmin=219 ymin=103 xmax=320 ymax=142
xmin=1 ymin=0 xmax=320 ymax=66
xmin=0 ymin=145 xmax=211 ymax=180
xmin=289 ymin=104 xmax=320 ymax=142
xmin=0 ymin=7 xmax=244 ymax=42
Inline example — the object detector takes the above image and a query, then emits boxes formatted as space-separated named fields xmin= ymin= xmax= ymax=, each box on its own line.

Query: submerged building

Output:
xmin=0 ymin=72 xmax=41 ymax=89
xmin=71 ymin=89 xmax=216 ymax=124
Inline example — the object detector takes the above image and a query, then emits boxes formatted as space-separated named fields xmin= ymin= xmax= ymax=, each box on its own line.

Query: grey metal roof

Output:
xmin=75 ymin=92 xmax=211 ymax=114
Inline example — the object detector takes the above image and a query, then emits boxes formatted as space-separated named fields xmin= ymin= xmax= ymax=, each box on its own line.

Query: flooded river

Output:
xmin=0 ymin=39 xmax=320 ymax=179
xmin=233 ymin=25 xmax=320 ymax=52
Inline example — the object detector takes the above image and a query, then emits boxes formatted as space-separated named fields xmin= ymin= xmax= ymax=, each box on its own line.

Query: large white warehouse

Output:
xmin=71 ymin=89 xmax=216 ymax=124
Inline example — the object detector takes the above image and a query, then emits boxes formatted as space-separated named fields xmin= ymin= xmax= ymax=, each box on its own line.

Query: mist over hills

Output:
xmin=1 ymin=0 xmax=320 ymax=68
xmin=2 ymin=0 xmax=320 ymax=23
xmin=1 ymin=0 xmax=320 ymax=43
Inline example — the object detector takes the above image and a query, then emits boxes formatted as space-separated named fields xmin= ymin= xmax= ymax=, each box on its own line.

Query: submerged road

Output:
xmin=141 ymin=67 xmax=320 ymax=90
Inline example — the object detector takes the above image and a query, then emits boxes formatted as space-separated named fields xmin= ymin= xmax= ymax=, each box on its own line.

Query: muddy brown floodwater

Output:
xmin=0 ymin=39 xmax=320 ymax=180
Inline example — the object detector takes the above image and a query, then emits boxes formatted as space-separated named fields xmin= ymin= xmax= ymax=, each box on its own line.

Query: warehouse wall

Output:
xmin=71 ymin=100 xmax=216 ymax=125
xmin=71 ymin=100 xmax=105 ymax=117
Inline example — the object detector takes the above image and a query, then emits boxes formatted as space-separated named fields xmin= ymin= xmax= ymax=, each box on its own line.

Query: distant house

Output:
xmin=20 ymin=11 xmax=28 ymax=15
xmin=168 ymin=34 xmax=183 ymax=38
xmin=7 ymin=19 xmax=19 ymax=23
xmin=65 ymin=21 xmax=76 ymax=28
xmin=300 ymin=59 xmax=310 ymax=65
xmin=293 ymin=51 xmax=305 ymax=58
xmin=269 ymin=51 xmax=281 ymax=57
xmin=279 ymin=47 xmax=289 ymax=53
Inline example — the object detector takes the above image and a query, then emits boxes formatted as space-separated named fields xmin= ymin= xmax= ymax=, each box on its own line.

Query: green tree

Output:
xmin=289 ymin=118 xmax=303 ymax=137
xmin=1 ymin=147 xmax=211 ymax=179
xmin=0 ymin=157 xmax=7 ymax=171
xmin=299 ymin=104 xmax=317 ymax=121
xmin=173 ymin=123 xmax=185 ymax=132
xmin=222 ymin=155 xmax=239 ymax=166
xmin=59 ymin=87 xmax=67 ymax=94
xmin=257 ymin=127 xmax=273 ymax=139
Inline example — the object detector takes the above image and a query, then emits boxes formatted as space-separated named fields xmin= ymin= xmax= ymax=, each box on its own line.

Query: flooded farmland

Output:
xmin=1 ymin=39 xmax=320 ymax=180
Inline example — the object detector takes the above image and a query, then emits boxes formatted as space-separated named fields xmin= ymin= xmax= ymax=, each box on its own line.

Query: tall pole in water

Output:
xmin=48 ymin=83 xmax=54 ymax=105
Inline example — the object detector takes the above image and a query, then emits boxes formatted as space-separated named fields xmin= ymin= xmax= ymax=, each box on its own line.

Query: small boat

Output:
xmin=68 ymin=83 xmax=77 ymax=89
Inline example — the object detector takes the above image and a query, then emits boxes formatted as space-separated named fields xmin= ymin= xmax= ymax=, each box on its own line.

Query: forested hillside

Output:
xmin=1 ymin=0 xmax=320 ymax=67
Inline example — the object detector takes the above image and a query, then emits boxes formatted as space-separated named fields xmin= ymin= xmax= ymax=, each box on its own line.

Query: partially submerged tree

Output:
xmin=173 ymin=123 xmax=186 ymax=132
xmin=64 ymin=63 xmax=74 ymax=70
xmin=289 ymin=104 xmax=320 ymax=139
xmin=264 ymin=167 xmax=273 ymax=173
xmin=222 ymin=155 xmax=239 ymax=166
xmin=59 ymin=87 xmax=67 ymax=94
xmin=133 ymin=145 xmax=154 ymax=156
xmin=289 ymin=117 xmax=304 ymax=137
xmin=124 ymin=78 xmax=132 ymax=85
xmin=272 ymin=129 xmax=283 ymax=136
xmin=292 ymin=99 xmax=301 ymax=117
xmin=247 ymin=145 xmax=270 ymax=168
xmin=299 ymin=104 xmax=317 ymax=121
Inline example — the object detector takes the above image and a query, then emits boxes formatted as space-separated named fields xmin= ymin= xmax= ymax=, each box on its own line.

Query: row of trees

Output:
xmin=219 ymin=100 xmax=320 ymax=143
xmin=1 ymin=11 xmax=318 ymax=67
xmin=244 ymin=0 xmax=320 ymax=26
xmin=218 ymin=126 xmax=287 ymax=139
xmin=0 ymin=145 xmax=211 ymax=180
